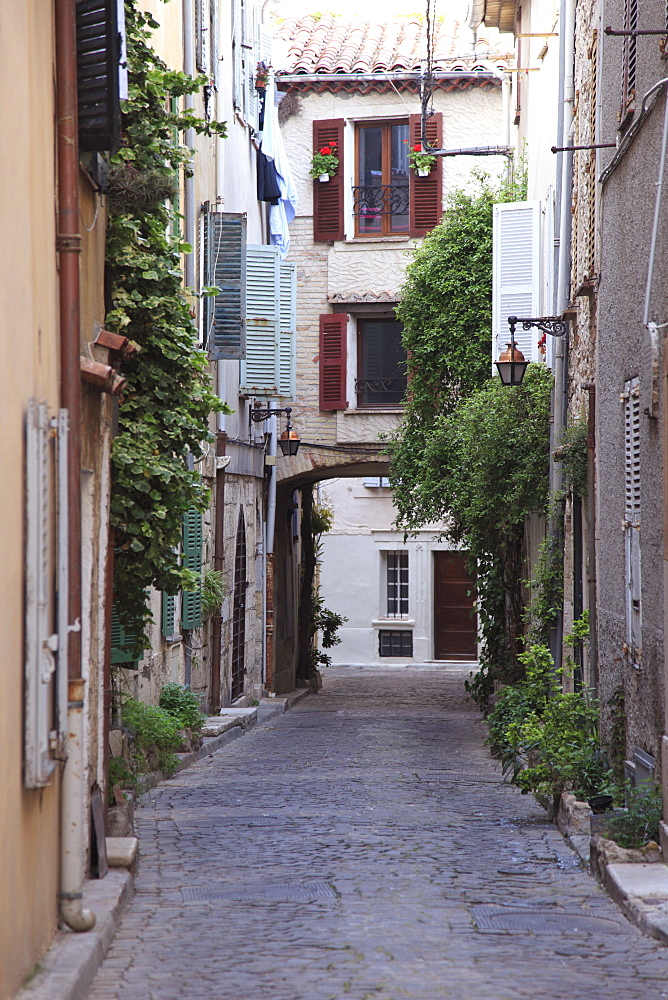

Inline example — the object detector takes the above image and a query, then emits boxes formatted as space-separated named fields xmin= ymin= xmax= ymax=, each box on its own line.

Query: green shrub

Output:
xmin=107 ymin=755 xmax=136 ymax=806
xmin=604 ymin=784 xmax=663 ymax=848
xmin=487 ymin=639 xmax=612 ymax=801
xmin=201 ymin=569 xmax=226 ymax=620
xmin=159 ymin=683 xmax=205 ymax=731
xmin=122 ymin=697 xmax=182 ymax=775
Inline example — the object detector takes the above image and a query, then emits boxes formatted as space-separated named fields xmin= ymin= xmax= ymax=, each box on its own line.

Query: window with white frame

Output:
xmin=385 ymin=550 xmax=409 ymax=618
xmin=623 ymin=377 xmax=642 ymax=664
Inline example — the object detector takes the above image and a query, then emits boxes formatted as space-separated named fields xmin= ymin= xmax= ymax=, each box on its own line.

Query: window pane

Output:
xmin=379 ymin=630 xmax=413 ymax=656
xmin=358 ymin=126 xmax=383 ymax=234
xmin=387 ymin=550 xmax=409 ymax=616
xmin=390 ymin=124 xmax=409 ymax=233
xmin=358 ymin=320 xmax=407 ymax=406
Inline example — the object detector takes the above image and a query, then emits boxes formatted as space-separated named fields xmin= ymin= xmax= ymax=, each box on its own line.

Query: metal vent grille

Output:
xmin=182 ymin=882 xmax=337 ymax=903
xmin=470 ymin=905 xmax=625 ymax=935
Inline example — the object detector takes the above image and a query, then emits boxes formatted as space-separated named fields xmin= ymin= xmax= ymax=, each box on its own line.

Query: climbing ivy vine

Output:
xmin=386 ymin=170 xmax=552 ymax=708
xmin=106 ymin=3 xmax=229 ymax=644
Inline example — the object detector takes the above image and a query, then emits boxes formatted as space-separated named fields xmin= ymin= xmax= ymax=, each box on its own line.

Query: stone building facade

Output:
xmin=267 ymin=13 xmax=510 ymax=687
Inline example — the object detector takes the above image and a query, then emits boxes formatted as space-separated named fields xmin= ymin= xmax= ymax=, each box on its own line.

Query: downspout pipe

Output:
xmin=55 ymin=0 xmax=95 ymax=933
xmin=183 ymin=0 xmax=195 ymax=290
xmin=551 ymin=0 xmax=576 ymax=678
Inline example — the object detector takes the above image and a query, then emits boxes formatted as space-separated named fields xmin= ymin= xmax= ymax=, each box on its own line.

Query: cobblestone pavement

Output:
xmin=87 ymin=666 xmax=668 ymax=1000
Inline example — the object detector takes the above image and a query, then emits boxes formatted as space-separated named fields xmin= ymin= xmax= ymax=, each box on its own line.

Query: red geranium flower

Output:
xmin=320 ymin=146 xmax=332 ymax=155
xmin=413 ymin=144 xmax=422 ymax=152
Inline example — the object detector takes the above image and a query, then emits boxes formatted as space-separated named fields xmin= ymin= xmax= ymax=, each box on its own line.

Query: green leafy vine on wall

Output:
xmin=106 ymin=3 xmax=230 ymax=646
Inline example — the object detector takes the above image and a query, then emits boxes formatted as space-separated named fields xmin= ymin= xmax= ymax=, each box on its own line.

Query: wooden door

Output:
xmin=433 ymin=552 xmax=477 ymax=660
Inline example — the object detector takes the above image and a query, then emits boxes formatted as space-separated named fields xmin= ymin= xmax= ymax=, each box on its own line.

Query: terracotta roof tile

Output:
xmin=274 ymin=14 xmax=509 ymax=75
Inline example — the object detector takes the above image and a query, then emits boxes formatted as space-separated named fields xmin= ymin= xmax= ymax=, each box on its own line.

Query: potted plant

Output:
xmin=310 ymin=142 xmax=339 ymax=182
xmin=406 ymin=141 xmax=437 ymax=177
xmin=255 ymin=61 xmax=271 ymax=91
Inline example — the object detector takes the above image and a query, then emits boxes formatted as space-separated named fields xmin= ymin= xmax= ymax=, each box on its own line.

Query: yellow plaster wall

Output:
xmin=0 ymin=5 xmax=61 ymax=996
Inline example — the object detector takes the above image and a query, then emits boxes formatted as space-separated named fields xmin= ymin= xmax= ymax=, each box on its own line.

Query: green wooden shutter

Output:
xmin=278 ymin=262 xmax=297 ymax=399
xmin=161 ymin=592 xmax=176 ymax=638
xmin=181 ymin=509 xmax=203 ymax=630
xmin=239 ymin=245 xmax=281 ymax=396
xmin=110 ymin=603 xmax=139 ymax=668
xmin=204 ymin=212 xmax=247 ymax=360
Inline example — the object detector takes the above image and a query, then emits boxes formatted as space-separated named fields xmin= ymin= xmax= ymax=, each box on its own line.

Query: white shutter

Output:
xmin=245 ymin=1 xmax=260 ymax=129
xmin=492 ymin=201 xmax=541 ymax=364
xmin=196 ymin=0 xmax=210 ymax=74
xmin=623 ymin=378 xmax=642 ymax=662
xmin=210 ymin=0 xmax=219 ymax=90
xmin=24 ymin=401 xmax=57 ymax=788
xmin=278 ymin=261 xmax=297 ymax=399
xmin=240 ymin=245 xmax=281 ymax=395
xmin=232 ymin=0 xmax=242 ymax=110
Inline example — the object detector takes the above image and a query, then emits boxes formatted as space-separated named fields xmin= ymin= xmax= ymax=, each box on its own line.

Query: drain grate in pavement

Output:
xmin=182 ymin=882 xmax=337 ymax=904
xmin=470 ymin=904 xmax=625 ymax=935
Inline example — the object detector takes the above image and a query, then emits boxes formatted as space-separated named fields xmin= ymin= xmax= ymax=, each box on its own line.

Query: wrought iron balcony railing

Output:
xmin=355 ymin=377 xmax=408 ymax=407
xmin=352 ymin=183 xmax=409 ymax=220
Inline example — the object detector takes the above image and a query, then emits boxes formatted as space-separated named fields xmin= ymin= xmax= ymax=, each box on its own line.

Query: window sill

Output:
xmin=372 ymin=619 xmax=415 ymax=629
xmin=342 ymin=235 xmax=414 ymax=246
xmin=343 ymin=408 xmax=404 ymax=415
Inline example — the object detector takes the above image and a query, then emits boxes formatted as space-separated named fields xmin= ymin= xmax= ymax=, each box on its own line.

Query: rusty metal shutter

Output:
xmin=313 ymin=119 xmax=345 ymax=241
xmin=319 ymin=313 xmax=348 ymax=410
xmin=408 ymin=113 xmax=443 ymax=237
xmin=76 ymin=0 xmax=122 ymax=152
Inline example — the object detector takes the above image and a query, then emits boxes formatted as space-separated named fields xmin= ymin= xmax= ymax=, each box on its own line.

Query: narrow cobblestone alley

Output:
xmin=87 ymin=667 xmax=668 ymax=1000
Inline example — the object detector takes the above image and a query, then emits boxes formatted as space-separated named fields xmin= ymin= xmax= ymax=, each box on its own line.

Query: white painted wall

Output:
xmin=318 ymin=479 xmax=478 ymax=665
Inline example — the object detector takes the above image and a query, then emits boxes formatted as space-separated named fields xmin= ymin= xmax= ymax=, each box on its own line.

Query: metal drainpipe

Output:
xmin=55 ymin=0 xmax=95 ymax=933
xmin=183 ymin=0 xmax=195 ymax=290
xmin=551 ymin=0 xmax=576 ymax=679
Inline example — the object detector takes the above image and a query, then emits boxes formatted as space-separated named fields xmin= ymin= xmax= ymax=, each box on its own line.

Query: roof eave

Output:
xmin=482 ymin=0 xmax=518 ymax=34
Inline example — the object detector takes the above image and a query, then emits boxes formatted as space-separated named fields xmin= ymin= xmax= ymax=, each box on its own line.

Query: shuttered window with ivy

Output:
xmin=110 ymin=604 xmax=140 ymax=669
xmin=76 ymin=0 xmax=124 ymax=152
xmin=181 ymin=509 xmax=203 ymax=630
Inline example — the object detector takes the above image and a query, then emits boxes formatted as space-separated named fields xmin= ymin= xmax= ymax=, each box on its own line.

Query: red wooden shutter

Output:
xmin=313 ymin=119 xmax=345 ymax=242
xmin=409 ymin=113 xmax=443 ymax=238
xmin=319 ymin=313 xmax=348 ymax=410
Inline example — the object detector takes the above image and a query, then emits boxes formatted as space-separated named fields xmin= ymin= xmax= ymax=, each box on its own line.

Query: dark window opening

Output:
xmin=354 ymin=121 xmax=409 ymax=236
xmin=356 ymin=318 xmax=407 ymax=407
xmin=379 ymin=630 xmax=413 ymax=657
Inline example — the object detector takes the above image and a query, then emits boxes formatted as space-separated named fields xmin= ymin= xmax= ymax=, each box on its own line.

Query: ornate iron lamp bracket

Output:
xmin=507 ymin=316 xmax=569 ymax=338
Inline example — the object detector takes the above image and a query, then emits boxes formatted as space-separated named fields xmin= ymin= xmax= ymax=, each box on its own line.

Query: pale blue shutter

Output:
xmin=239 ymin=245 xmax=281 ymax=395
xmin=278 ymin=261 xmax=297 ymax=399
xmin=204 ymin=212 xmax=247 ymax=361
xmin=181 ymin=509 xmax=203 ymax=630
xmin=492 ymin=201 xmax=541 ymax=364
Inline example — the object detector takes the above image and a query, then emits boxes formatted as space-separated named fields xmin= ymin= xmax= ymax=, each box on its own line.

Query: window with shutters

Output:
xmin=623 ymin=378 xmax=642 ymax=663
xmin=492 ymin=201 xmax=542 ymax=364
xmin=110 ymin=603 xmax=140 ymax=669
xmin=161 ymin=592 xmax=178 ymax=639
xmin=76 ymin=0 xmax=123 ymax=152
xmin=356 ymin=318 xmax=407 ymax=408
xmin=203 ymin=212 xmax=247 ymax=360
xmin=24 ymin=401 xmax=57 ymax=788
xmin=181 ymin=509 xmax=203 ymax=630
xmin=620 ymin=0 xmax=638 ymax=127
xmin=354 ymin=121 xmax=410 ymax=236
xmin=313 ymin=114 xmax=442 ymax=242
xmin=240 ymin=245 xmax=296 ymax=398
